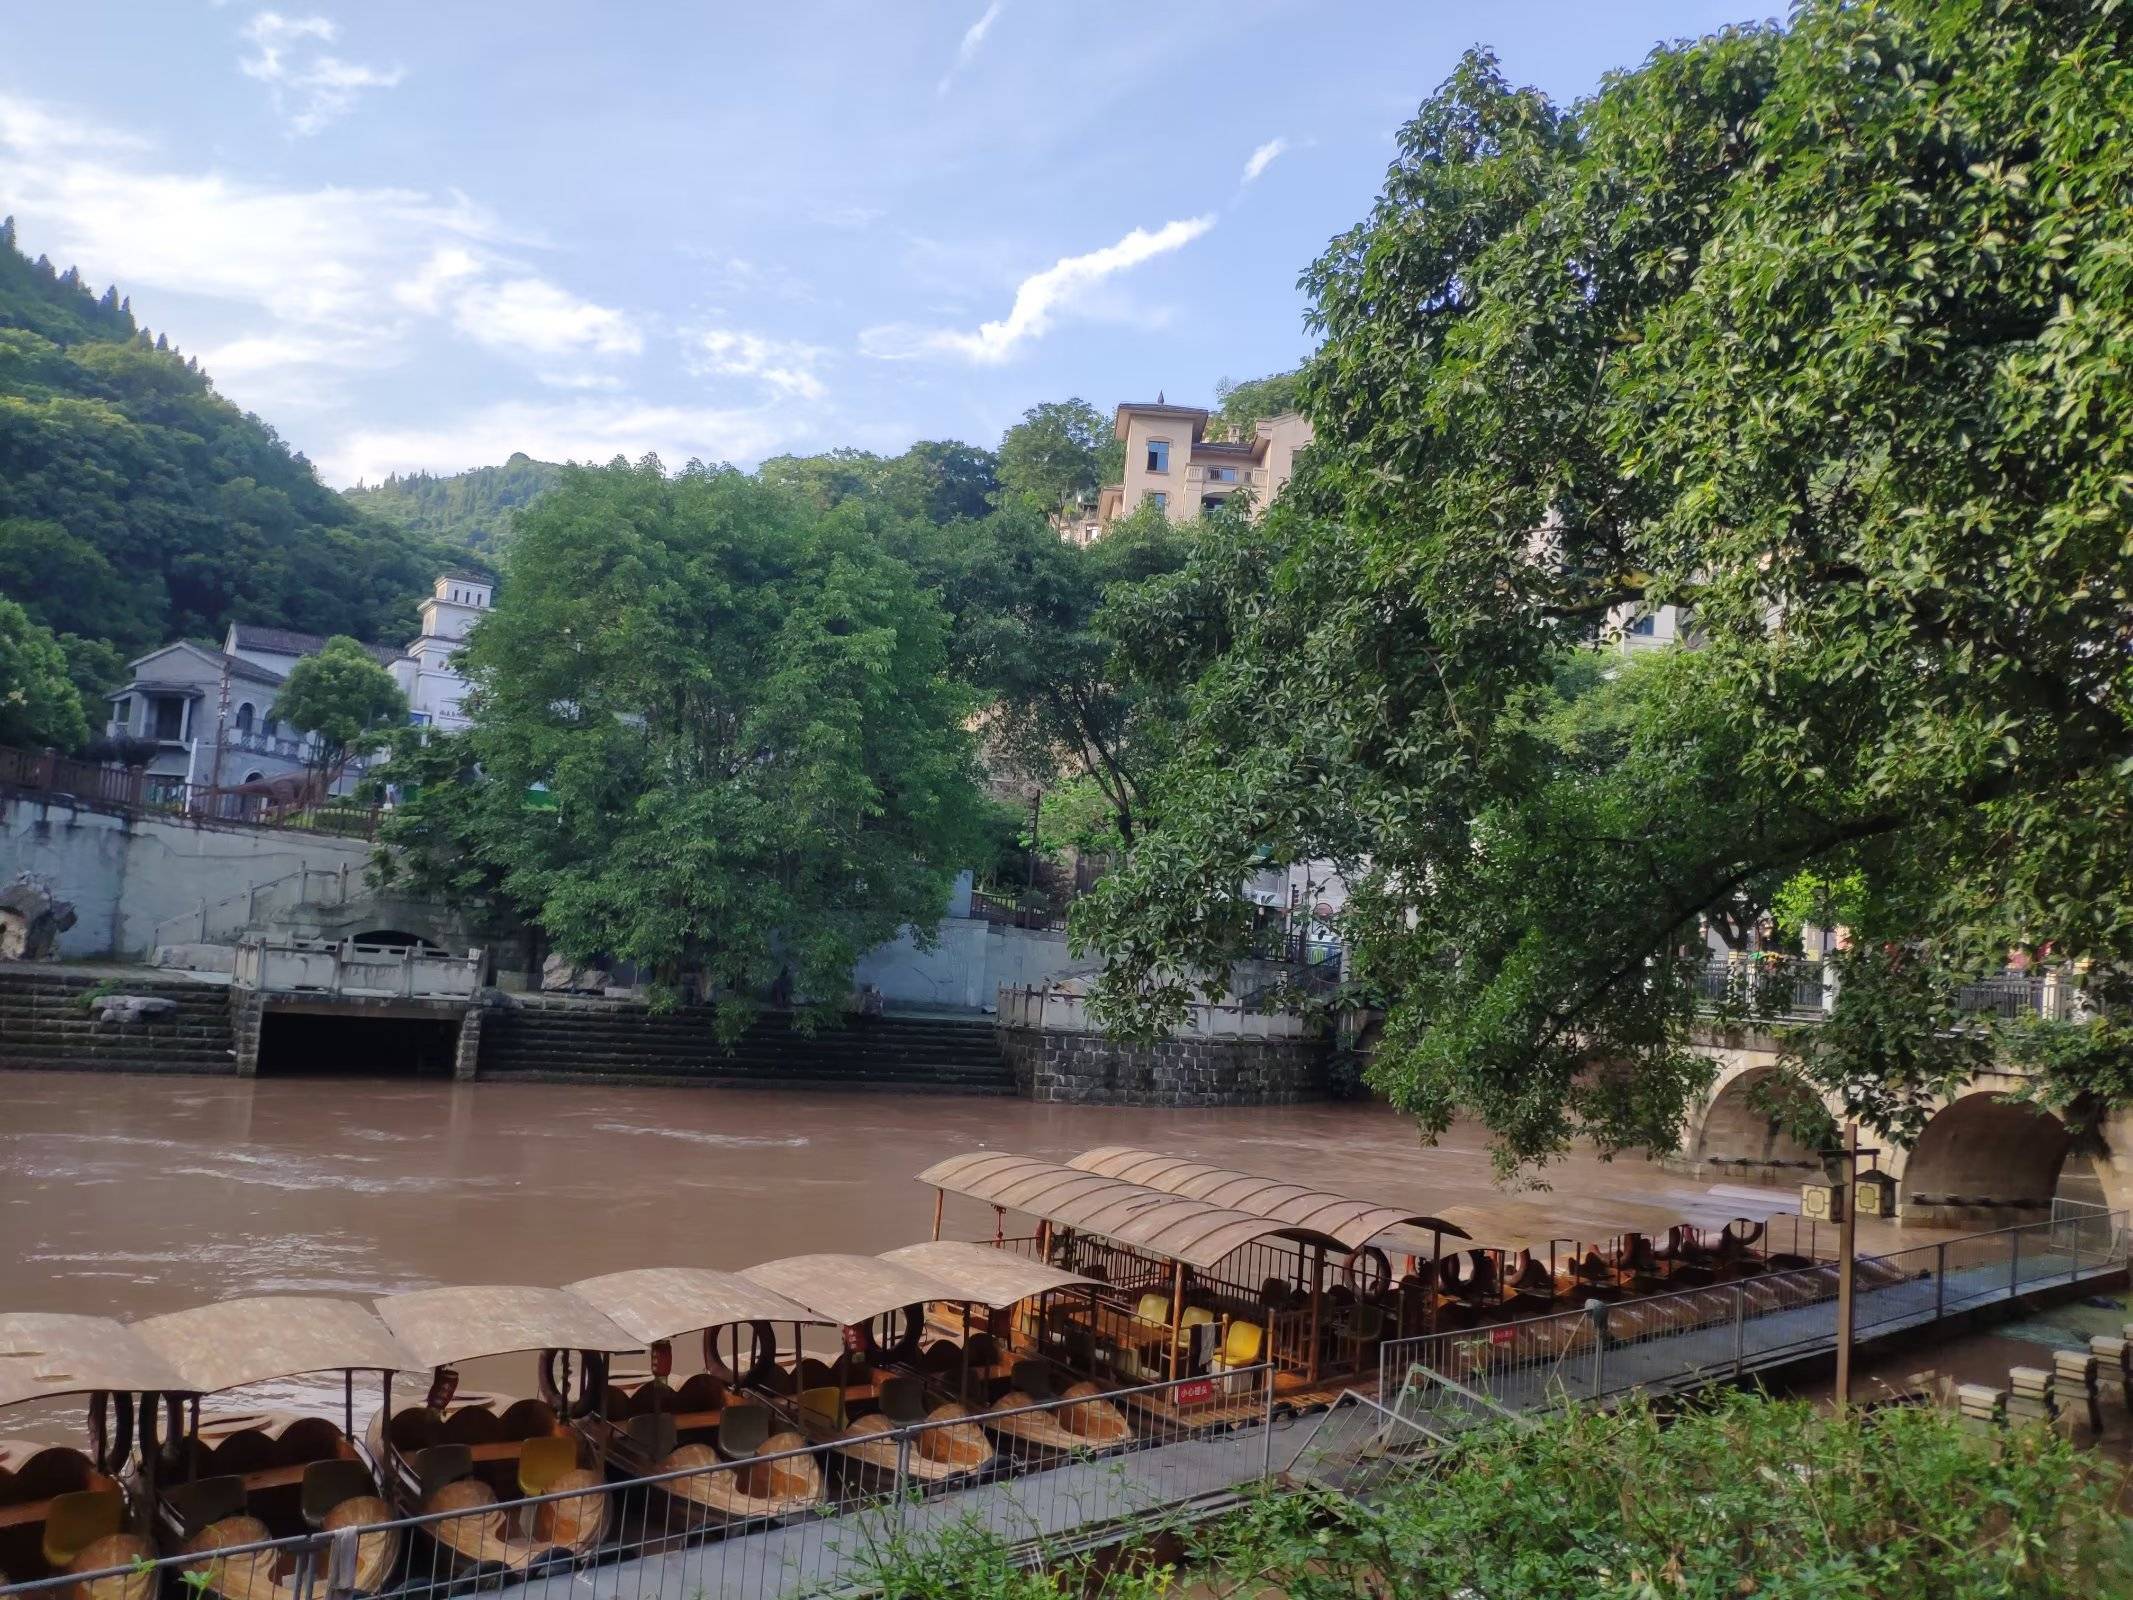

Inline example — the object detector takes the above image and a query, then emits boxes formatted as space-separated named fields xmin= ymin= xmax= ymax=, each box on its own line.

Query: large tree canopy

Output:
xmin=382 ymin=459 xmax=987 ymax=1023
xmin=1078 ymin=4 xmax=2133 ymax=1171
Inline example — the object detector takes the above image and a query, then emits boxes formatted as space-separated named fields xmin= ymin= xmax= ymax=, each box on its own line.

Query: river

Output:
xmin=0 ymin=1071 xmax=1896 ymax=1438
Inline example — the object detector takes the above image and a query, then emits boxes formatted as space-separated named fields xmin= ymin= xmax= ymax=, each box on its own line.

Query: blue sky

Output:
xmin=1 ymin=1 xmax=1763 ymax=487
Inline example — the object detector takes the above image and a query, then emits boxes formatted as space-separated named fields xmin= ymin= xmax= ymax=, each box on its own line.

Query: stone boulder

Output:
xmin=0 ymin=876 xmax=76 ymax=961
xmin=93 ymin=995 xmax=180 ymax=1026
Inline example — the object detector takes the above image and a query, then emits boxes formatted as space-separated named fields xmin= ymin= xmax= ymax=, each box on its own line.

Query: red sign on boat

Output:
xmin=1174 ymin=1377 xmax=1217 ymax=1406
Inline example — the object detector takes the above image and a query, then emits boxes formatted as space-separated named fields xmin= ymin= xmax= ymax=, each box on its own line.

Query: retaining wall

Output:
xmin=999 ymin=1025 xmax=1329 ymax=1106
xmin=0 ymin=794 xmax=373 ymax=958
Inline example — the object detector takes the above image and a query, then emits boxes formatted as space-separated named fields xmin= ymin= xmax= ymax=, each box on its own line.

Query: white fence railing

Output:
xmin=233 ymin=936 xmax=481 ymax=1000
xmin=996 ymin=984 xmax=1314 ymax=1040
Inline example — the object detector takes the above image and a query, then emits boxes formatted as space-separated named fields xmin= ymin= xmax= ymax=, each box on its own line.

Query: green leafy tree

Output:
xmin=1079 ymin=8 xmax=2133 ymax=1172
xmin=1207 ymin=370 xmax=1304 ymax=441
xmin=344 ymin=453 xmax=560 ymax=552
xmin=0 ymin=596 xmax=89 ymax=749
xmin=382 ymin=458 xmax=987 ymax=1022
xmin=996 ymin=399 xmax=1119 ymax=515
xmin=271 ymin=637 xmax=406 ymax=786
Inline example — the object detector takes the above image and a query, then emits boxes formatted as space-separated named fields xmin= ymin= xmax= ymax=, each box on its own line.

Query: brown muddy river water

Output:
xmin=0 ymin=1073 xmax=1907 ymax=1438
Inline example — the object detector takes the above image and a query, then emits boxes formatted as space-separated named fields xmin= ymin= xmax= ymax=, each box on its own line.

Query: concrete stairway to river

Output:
xmin=0 ymin=967 xmax=237 ymax=1073
xmin=475 ymin=999 xmax=1015 ymax=1092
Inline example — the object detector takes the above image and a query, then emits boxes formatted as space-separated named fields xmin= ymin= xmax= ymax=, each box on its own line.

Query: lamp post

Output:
xmin=1820 ymin=1122 xmax=1880 ymax=1409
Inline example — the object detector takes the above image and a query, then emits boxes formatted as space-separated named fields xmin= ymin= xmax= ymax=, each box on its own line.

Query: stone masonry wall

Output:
xmin=999 ymin=1026 xmax=1329 ymax=1106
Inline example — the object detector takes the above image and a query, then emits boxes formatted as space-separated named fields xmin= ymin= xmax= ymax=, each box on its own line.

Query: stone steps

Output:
xmin=476 ymin=1006 xmax=1012 ymax=1092
xmin=0 ymin=968 xmax=237 ymax=1074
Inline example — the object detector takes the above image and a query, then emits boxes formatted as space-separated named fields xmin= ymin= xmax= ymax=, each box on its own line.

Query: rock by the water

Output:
xmin=94 ymin=995 xmax=180 ymax=1025
xmin=0 ymin=875 xmax=77 ymax=961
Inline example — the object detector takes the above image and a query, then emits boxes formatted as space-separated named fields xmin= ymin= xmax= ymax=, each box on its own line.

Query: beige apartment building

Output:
xmin=1086 ymin=400 xmax=1313 ymax=538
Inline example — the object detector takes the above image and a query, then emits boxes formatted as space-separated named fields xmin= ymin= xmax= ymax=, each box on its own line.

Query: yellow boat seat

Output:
xmin=796 ymin=1387 xmax=846 ymax=1434
xmin=1132 ymin=1294 xmax=1170 ymax=1327
xmin=1212 ymin=1319 xmax=1265 ymax=1369
xmin=41 ymin=1488 xmax=121 ymax=1572
xmin=517 ymin=1435 xmax=578 ymax=1499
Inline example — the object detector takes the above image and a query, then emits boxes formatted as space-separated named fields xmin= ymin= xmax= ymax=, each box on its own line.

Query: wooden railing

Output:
xmin=0 ymin=746 xmax=146 ymax=808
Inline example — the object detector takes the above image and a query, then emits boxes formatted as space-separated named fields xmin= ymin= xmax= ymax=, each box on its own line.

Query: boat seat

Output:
xmin=719 ymin=1405 xmax=772 ymax=1460
xmin=40 ymin=1489 xmax=121 ymax=1571
xmin=410 ymin=1444 xmax=473 ymax=1500
xmin=299 ymin=1459 xmax=374 ymax=1530
xmin=440 ymin=1407 xmax=503 ymax=1446
xmin=625 ymin=1413 xmax=677 ymax=1464
xmin=920 ymin=1340 xmax=961 ymax=1375
xmin=275 ymin=1417 xmax=345 ymax=1468
xmin=877 ymin=1377 xmax=927 ymax=1428
xmin=1133 ymin=1294 xmax=1170 ymax=1328
xmin=600 ymin=1383 xmax=641 ymax=1422
xmin=795 ymin=1388 xmax=846 ymax=1435
xmin=517 ymin=1435 xmax=578 ymax=1499
xmin=965 ymin=1333 xmax=1000 ymax=1369
xmin=1210 ymin=1320 xmax=1264 ymax=1372
xmin=672 ymin=1373 xmax=725 ymax=1414
xmin=795 ymin=1357 xmax=838 ymax=1392
xmin=386 ymin=1408 xmax=441 ymax=1455
xmin=1010 ymin=1359 xmax=1055 ymax=1401
xmin=162 ymin=1476 xmax=246 ymax=1539
xmin=496 ymin=1398 xmax=559 ymax=1441
xmin=4 ymin=1448 xmax=92 ymax=1505
xmin=206 ymin=1430 xmax=276 ymax=1478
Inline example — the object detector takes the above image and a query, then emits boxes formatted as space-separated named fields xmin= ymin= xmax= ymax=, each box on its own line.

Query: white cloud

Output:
xmin=860 ymin=214 xmax=1214 ymax=365
xmin=461 ymin=277 xmax=642 ymax=358
xmin=1241 ymin=137 xmax=1288 ymax=184
xmin=239 ymin=11 xmax=403 ymax=135
xmin=691 ymin=328 xmax=827 ymax=400
xmin=937 ymin=1 xmax=1003 ymax=96
xmin=394 ymin=246 xmax=484 ymax=314
xmin=323 ymin=399 xmax=813 ymax=486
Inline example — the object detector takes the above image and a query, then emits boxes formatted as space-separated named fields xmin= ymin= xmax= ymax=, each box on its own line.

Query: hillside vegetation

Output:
xmin=0 ymin=217 xmax=466 ymax=739
xmin=343 ymin=452 xmax=564 ymax=551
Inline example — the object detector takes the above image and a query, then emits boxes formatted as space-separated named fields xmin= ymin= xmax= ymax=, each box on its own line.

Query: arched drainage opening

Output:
xmin=1900 ymin=1092 xmax=2071 ymax=1226
xmin=255 ymin=1011 xmax=460 ymax=1077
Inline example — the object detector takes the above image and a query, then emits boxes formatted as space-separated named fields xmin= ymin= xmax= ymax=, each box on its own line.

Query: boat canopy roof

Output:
xmin=0 ymin=1313 xmax=191 ymax=1405
xmin=877 ymin=1241 xmax=1093 ymax=1305
xmin=132 ymin=1297 xmax=419 ymax=1394
xmin=564 ymin=1268 xmax=819 ymax=1344
xmin=917 ymin=1152 xmax=1348 ymax=1271
xmin=375 ymin=1286 xmax=638 ymax=1367
xmin=740 ymin=1255 xmax=964 ymax=1327
xmin=1068 ymin=1146 xmax=1473 ymax=1250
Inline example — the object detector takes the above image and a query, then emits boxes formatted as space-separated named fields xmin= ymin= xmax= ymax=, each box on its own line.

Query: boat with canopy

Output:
xmin=736 ymin=1256 xmax=995 ymax=1483
xmin=560 ymin=1268 xmax=826 ymax=1523
xmin=0 ymin=1314 xmax=184 ymax=1600
xmin=129 ymin=1296 xmax=420 ymax=1600
xmin=369 ymin=1286 xmax=636 ymax=1574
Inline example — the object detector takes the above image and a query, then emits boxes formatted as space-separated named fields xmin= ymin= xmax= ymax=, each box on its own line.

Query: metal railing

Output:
xmin=1693 ymin=957 xmax=2090 ymax=1025
xmin=152 ymin=865 xmax=361 ymax=948
xmin=996 ymin=985 xmax=1316 ymax=1040
xmin=1376 ymin=1209 xmax=2129 ymax=1415
xmin=0 ymin=1365 xmax=1276 ymax=1600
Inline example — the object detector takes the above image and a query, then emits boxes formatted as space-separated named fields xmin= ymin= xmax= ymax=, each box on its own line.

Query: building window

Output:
xmin=113 ymin=696 xmax=131 ymax=730
xmin=1206 ymin=466 xmax=1238 ymax=483
xmin=408 ymin=711 xmax=432 ymax=727
xmin=1630 ymin=610 xmax=1658 ymax=636
xmin=1149 ymin=491 xmax=1167 ymax=512
xmin=1146 ymin=439 xmax=1170 ymax=474
xmin=151 ymin=697 xmax=185 ymax=742
xmin=1201 ymin=494 xmax=1228 ymax=514
xmin=234 ymin=702 xmax=255 ymax=734
xmin=263 ymin=716 xmax=279 ymax=739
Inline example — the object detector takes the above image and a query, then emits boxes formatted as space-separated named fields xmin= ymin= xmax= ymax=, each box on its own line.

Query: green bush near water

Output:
xmin=853 ymin=1393 xmax=2133 ymax=1599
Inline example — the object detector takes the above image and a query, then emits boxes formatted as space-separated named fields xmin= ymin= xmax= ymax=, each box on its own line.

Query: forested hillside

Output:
xmin=344 ymin=453 xmax=563 ymax=551
xmin=0 ymin=217 xmax=467 ymax=740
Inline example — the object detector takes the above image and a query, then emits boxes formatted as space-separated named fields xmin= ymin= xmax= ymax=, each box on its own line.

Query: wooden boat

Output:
xmin=562 ymin=1267 xmax=829 ymax=1524
xmin=130 ymin=1296 xmax=420 ymax=1600
xmin=737 ymin=1255 xmax=1000 ymax=1484
xmin=369 ymin=1286 xmax=639 ymax=1573
xmin=982 ymin=1360 xmax=1132 ymax=1453
xmin=0 ymin=1314 xmax=177 ymax=1600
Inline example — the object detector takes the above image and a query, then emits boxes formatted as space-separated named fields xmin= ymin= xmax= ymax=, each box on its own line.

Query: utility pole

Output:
xmin=208 ymin=653 xmax=231 ymax=814
xmin=1834 ymin=1121 xmax=1859 ymax=1407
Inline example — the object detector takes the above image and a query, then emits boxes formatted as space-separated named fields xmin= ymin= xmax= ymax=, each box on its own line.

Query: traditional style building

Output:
xmin=101 ymin=573 xmax=487 ymax=803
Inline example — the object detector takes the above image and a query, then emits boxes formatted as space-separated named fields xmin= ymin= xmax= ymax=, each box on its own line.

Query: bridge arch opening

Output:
xmin=1900 ymin=1092 xmax=2070 ymax=1220
xmin=1691 ymin=1066 xmax=1824 ymax=1175
xmin=350 ymin=929 xmax=439 ymax=952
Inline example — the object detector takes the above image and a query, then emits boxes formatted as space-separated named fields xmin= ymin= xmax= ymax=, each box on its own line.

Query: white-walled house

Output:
xmin=102 ymin=573 xmax=486 ymax=804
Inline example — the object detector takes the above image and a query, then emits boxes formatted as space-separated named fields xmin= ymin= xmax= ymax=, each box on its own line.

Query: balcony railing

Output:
xmin=1692 ymin=956 xmax=2088 ymax=1024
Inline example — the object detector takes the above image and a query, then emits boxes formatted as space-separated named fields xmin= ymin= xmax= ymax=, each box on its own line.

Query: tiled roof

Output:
xmin=228 ymin=624 xmax=406 ymax=668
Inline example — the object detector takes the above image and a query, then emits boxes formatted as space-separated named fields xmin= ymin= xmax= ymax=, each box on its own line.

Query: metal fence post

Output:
xmin=1732 ymin=1283 xmax=1746 ymax=1378
xmin=895 ymin=1431 xmax=913 ymax=1532
xmin=1592 ymin=1328 xmax=1607 ymax=1400
xmin=1260 ymin=1365 xmax=1276 ymax=1484
xmin=2009 ymin=1226 xmax=2021 ymax=1298
xmin=1934 ymin=1241 xmax=1946 ymax=1323
xmin=2071 ymin=1219 xmax=2082 ymax=1284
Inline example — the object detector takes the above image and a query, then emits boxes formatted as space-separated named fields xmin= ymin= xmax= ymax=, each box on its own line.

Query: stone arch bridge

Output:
xmin=1672 ymin=1032 xmax=2132 ymax=1227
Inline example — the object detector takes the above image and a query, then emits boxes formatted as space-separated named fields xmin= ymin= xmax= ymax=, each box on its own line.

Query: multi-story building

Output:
xmin=101 ymin=573 xmax=487 ymax=802
xmin=1094 ymin=400 xmax=1313 ymax=533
